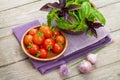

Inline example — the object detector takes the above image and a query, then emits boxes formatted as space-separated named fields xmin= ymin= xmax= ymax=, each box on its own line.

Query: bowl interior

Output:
xmin=21 ymin=25 xmax=68 ymax=61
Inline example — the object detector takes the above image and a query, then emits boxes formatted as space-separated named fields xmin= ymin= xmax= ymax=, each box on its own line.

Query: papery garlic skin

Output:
xmin=59 ymin=64 xmax=70 ymax=76
xmin=87 ymin=53 xmax=97 ymax=64
xmin=78 ymin=60 xmax=92 ymax=73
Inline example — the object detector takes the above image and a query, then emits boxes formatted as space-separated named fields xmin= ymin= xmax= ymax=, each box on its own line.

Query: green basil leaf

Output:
xmin=74 ymin=0 xmax=90 ymax=4
xmin=93 ymin=8 xmax=106 ymax=25
xmin=69 ymin=11 xmax=80 ymax=22
xmin=57 ymin=17 xmax=77 ymax=30
xmin=73 ymin=19 xmax=88 ymax=32
xmin=47 ymin=9 xmax=59 ymax=26
xmin=87 ymin=8 xmax=106 ymax=25
xmin=79 ymin=2 xmax=91 ymax=20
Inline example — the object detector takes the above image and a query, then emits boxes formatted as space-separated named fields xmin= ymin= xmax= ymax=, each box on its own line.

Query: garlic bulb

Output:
xmin=59 ymin=64 xmax=70 ymax=76
xmin=78 ymin=60 xmax=92 ymax=73
xmin=87 ymin=53 xmax=97 ymax=64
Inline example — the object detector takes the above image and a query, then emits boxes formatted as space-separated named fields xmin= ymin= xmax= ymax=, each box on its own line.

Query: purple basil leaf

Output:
xmin=93 ymin=22 xmax=103 ymax=28
xmin=67 ymin=4 xmax=81 ymax=11
xmin=59 ymin=0 xmax=66 ymax=8
xmin=40 ymin=2 xmax=59 ymax=11
xmin=67 ymin=15 xmax=75 ymax=24
xmin=91 ymin=28 xmax=97 ymax=38
xmin=64 ymin=12 xmax=69 ymax=20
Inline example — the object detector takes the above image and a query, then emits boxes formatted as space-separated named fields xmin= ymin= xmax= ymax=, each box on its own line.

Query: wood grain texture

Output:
xmin=91 ymin=0 xmax=120 ymax=8
xmin=65 ymin=61 xmax=120 ymax=80
xmin=0 ymin=59 xmax=62 ymax=80
xmin=0 ymin=0 xmax=39 ymax=12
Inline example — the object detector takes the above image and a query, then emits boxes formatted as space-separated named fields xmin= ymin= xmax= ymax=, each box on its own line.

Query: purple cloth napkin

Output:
xmin=12 ymin=20 xmax=111 ymax=74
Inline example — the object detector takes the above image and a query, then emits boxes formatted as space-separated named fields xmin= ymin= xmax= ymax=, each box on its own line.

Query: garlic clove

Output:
xmin=87 ymin=53 xmax=97 ymax=65
xmin=78 ymin=60 xmax=93 ymax=74
xmin=59 ymin=64 xmax=70 ymax=76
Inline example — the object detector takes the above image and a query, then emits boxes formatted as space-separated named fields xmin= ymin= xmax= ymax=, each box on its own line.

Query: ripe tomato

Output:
xmin=56 ymin=35 xmax=65 ymax=44
xmin=36 ymin=48 xmax=48 ymax=58
xmin=27 ymin=43 xmax=39 ymax=55
xmin=24 ymin=35 xmax=33 ymax=45
xmin=33 ymin=32 xmax=45 ymax=45
xmin=28 ymin=28 xmax=38 ymax=36
xmin=43 ymin=38 xmax=55 ymax=50
xmin=53 ymin=29 xmax=60 ymax=36
xmin=53 ymin=43 xmax=63 ymax=54
xmin=40 ymin=26 xmax=53 ymax=38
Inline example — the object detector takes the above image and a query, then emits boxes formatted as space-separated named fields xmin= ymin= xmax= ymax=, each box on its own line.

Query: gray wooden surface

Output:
xmin=0 ymin=0 xmax=120 ymax=80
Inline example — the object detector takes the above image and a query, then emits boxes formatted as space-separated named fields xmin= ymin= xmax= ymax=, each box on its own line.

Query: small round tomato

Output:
xmin=33 ymin=32 xmax=45 ymax=45
xmin=40 ymin=26 xmax=53 ymax=38
xmin=43 ymin=38 xmax=55 ymax=50
xmin=36 ymin=48 xmax=48 ymax=58
xmin=53 ymin=43 xmax=63 ymax=54
xmin=24 ymin=35 xmax=33 ymax=45
xmin=53 ymin=29 xmax=60 ymax=36
xmin=56 ymin=35 xmax=65 ymax=44
xmin=28 ymin=28 xmax=38 ymax=36
xmin=27 ymin=43 xmax=39 ymax=55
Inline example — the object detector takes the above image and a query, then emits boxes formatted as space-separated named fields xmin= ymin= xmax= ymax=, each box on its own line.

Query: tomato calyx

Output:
xmin=36 ymin=51 xmax=40 ymax=57
xmin=37 ymin=31 xmax=44 ymax=36
xmin=52 ymin=35 xmax=56 ymax=39
xmin=27 ymin=43 xmax=33 ymax=49
xmin=58 ymin=42 xmax=63 ymax=46
xmin=47 ymin=45 xmax=52 ymax=52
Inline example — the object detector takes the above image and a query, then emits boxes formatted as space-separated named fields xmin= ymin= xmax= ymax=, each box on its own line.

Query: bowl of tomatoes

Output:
xmin=21 ymin=25 xmax=68 ymax=61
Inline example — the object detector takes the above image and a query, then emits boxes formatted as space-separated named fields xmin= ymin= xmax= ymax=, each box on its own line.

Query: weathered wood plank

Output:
xmin=0 ymin=1 xmax=120 ymax=38
xmin=91 ymin=0 xmax=120 ymax=8
xmin=0 ymin=35 xmax=26 ymax=66
xmin=0 ymin=0 xmax=39 ymax=12
xmin=65 ymin=61 xmax=120 ymax=80
xmin=0 ymin=59 xmax=62 ymax=80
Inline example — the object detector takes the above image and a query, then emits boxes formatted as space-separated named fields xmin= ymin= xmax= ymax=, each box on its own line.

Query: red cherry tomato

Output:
xmin=24 ymin=35 xmax=33 ymax=45
xmin=27 ymin=44 xmax=39 ymax=55
xmin=40 ymin=26 xmax=53 ymax=38
xmin=53 ymin=43 xmax=63 ymax=54
xmin=33 ymin=32 xmax=45 ymax=45
xmin=28 ymin=28 xmax=38 ymax=36
xmin=43 ymin=38 xmax=55 ymax=50
xmin=56 ymin=35 xmax=65 ymax=44
xmin=37 ymin=48 xmax=48 ymax=58
xmin=53 ymin=29 xmax=60 ymax=36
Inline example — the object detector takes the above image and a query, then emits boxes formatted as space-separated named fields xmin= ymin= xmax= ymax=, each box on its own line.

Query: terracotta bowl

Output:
xmin=21 ymin=25 xmax=68 ymax=61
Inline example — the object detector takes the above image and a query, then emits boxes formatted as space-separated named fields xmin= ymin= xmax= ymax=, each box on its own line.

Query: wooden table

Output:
xmin=0 ymin=0 xmax=120 ymax=80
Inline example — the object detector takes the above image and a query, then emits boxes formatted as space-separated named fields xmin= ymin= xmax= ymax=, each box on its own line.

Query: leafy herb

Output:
xmin=40 ymin=0 xmax=106 ymax=37
xmin=85 ymin=19 xmax=103 ymax=37
xmin=40 ymin=0 xmax=80 ymax=20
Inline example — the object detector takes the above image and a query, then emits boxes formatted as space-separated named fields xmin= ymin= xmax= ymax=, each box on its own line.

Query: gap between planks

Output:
xmin=0 ymin=0 xmax=41 ymax=12
xmin=64 ymin=60 xmax=120 ymax=80
xmin=96 ymin=0 xmax=120 ymax=8
xmin=0 ymin=0 xmax=120 ymax=29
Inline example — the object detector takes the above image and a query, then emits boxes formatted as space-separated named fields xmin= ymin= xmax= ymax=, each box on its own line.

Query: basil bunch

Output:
xmin=40 ymin=0 xmax=106 ymax=37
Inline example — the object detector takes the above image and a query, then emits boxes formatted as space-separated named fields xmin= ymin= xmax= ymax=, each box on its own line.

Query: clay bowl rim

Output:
xmin=21 ymin=25 xmax=68 ymax=61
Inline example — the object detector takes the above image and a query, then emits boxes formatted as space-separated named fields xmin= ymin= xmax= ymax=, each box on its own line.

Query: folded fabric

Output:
xmin=12 ymin=19 xmax=111 ymax=74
